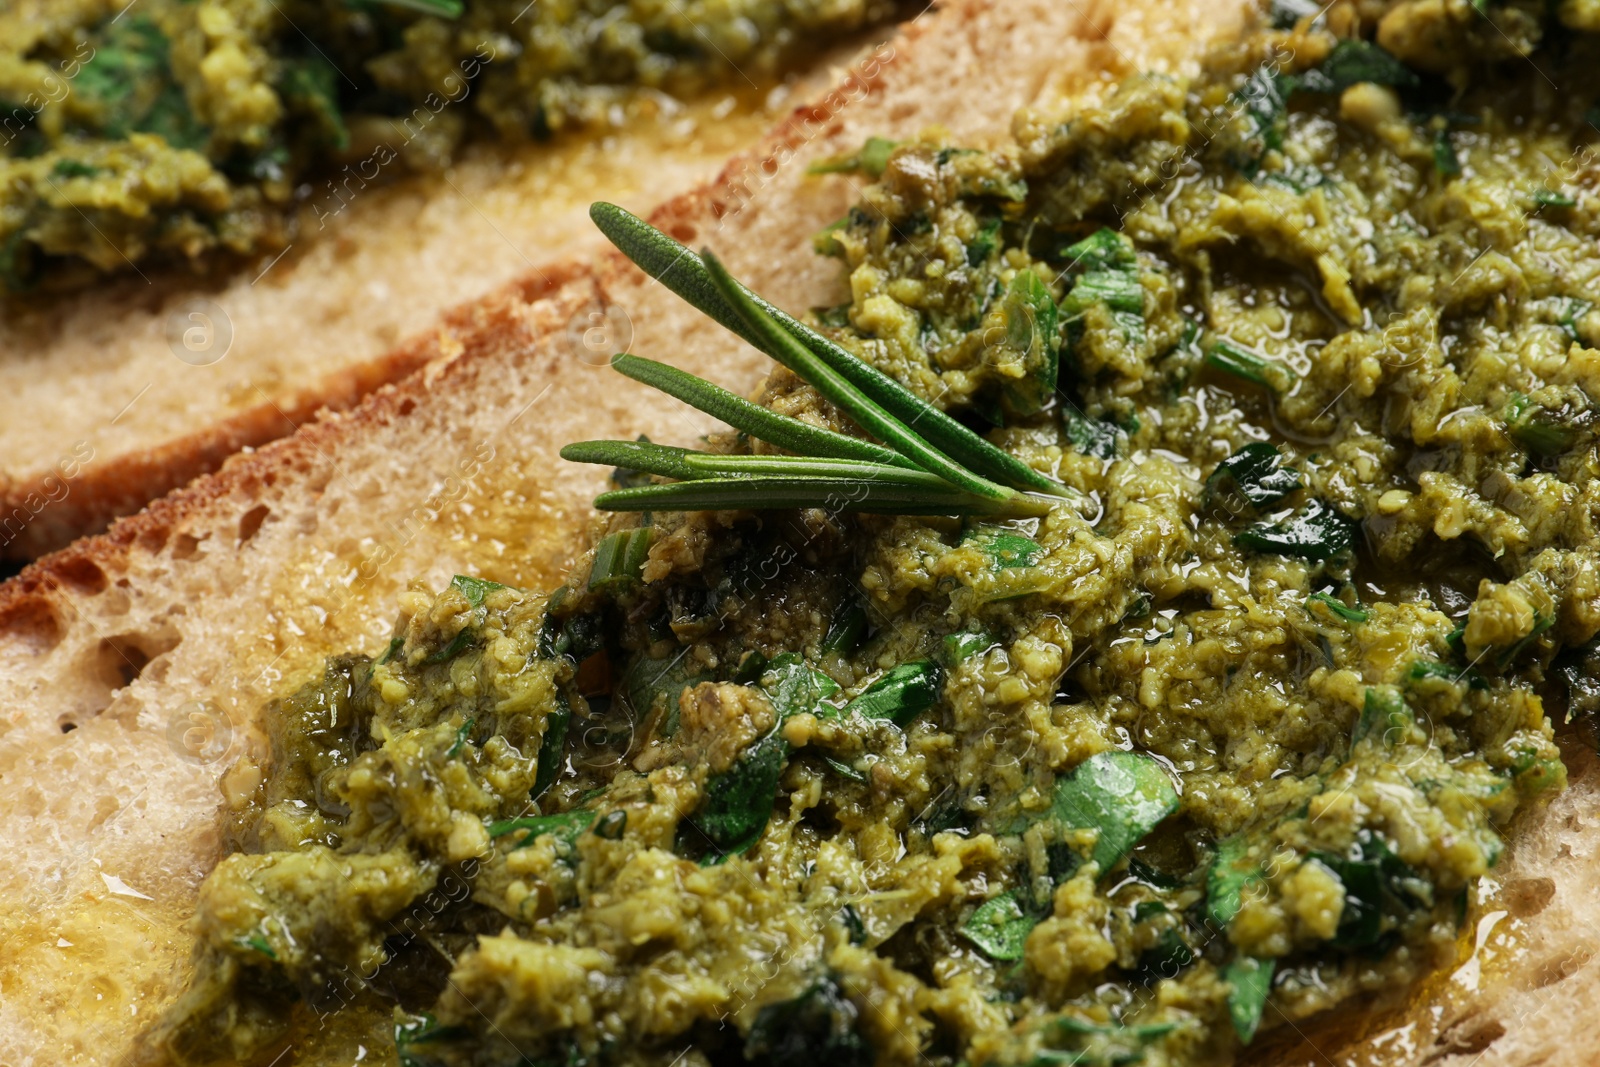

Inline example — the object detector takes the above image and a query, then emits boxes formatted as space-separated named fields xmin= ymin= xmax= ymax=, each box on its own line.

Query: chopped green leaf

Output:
xmin=966 ymin=217 xmax=1004 ymax=266
xmin=279 ymin=54 xmax=349 ymax=152
xmin=1051 ymin=751 xmax=1180 ymax=873
xmin=1503 ymin=392 xmax=1579 ymax=456
xmin=998 ymin=269 xmax=1062 ymax=417
xmin=808 ymin=136 xmax=898 ymax=178
xmin=821 ymin=601 xmax=868 ymax=656
xmin=395 ymin=1013 xmax=470 ymax=1067
xmin=1556 ymin=297 xmax=1593 ymax=344
xmin=534 ymin=694 xmax=571 ymax=798
xmin=445 ymin=717 xmax=476 ymax=758
xmin=622 ymin=653 xmax=710 ymax=736
xmin=1298 ymin=40 xmax=1419 ymax=95
xmin=813 ymin=216 xmax=849 ymax=258
xmin=450 ymin=574 xmax=504 ymax=609
xmin=1207 ymin=442 xmax=1301 ymax=512
xmin=1534 ymin=187 xmax=1577 ymax=209
xmin=1206 ymin=835 xmax=1260 ymax=928
xmin=823 ymin=755 xmax=867 ymax=782
xmin=1063 ymin=406 xmax=1124 ymax=459
xmin=845 ymin=660 xmax=943 ymax=726
xmin=593 ymin=810 xmax=627 ymax=840
xmin=490 ymin=808 xmax=597 ymax=850
xmin=959 ymin=889 xmax=1037 ymax=961
xmin=761 ymin=653 xmax=842 ymax=719
xmin=240 ymin=933 xmax=276 ymax=959
xmin=685 ymin=731 xmax=787 ymax=858
xmin=1353 ymin=685 xmax=1410 ymax=748
xmin=1432 ymin=128 xmax=1461 ymax=177
xmin=1307 ymin=591 xmax=1368 ymax=624
xmin=1061 ymin=229 xmax=1144 ymax=347
xmin=1205 ymin=338 xmax=1296 ymax=393
xmin=1234 ymin=499 xmax=1357 ymax=561
xmin=1496 ymin=610 xmax=1555 ymax=669
xmin=368 ymin=0 xmax=465 ymax=16
xmin=943 ymin=630 xmax=997 ymax=665
xmin=966 ymin=525 xmax=1044 ymax=569
xmin=589 ymin=527 xmax=654 ymax=592
xmin=1310 ymin=831 xmax=1427 ymax=948
xmin=1224 ymin=956 xmax=1275 ymax=1044
xmin=744 ymin=974 xmax=872 ymax=1067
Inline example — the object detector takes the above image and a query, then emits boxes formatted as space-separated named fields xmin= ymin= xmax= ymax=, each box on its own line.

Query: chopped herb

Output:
xmin=1206 ymin=835 xmax=1260 ymax=928
xmin=943 ymin=630 xmax=997 ymax=665
xmin=622 ymin=653 xmax=710 ymax=736
xmin=808 ymin=136 xmax=898 ymax=178
xmin=1306 ymin=591 xmax=1368 ymax=624
xmin=744 ymin=974 xmax=872 ymax=1067
xmin=1061 ymin=228 xmax=1145 ymax=346
xmin=589 ymin=527 xmax=654 ymax=592
xmin=684 ymin=730 xmax=788 ymax=858
xmin=533 ymin=694 xmax=571 ymax=798
xmin=761 ymin=653 xmax=843 ymax=719
xmin=1555 ymin=297 xmax=1592 ymax=343
xmin=1496 ymin=611 xmax=1555 ymax=669
xmin=840 ymin=903 xmax=867 ymax=944
xmin=967 ymin=526 xmax=1044 ymax=568
xmin=240 ymin=933 xmax=276 ymax=960
xmin=1297 ymin=40 xmax=1419 ymax=95
xmin=823 ymin=755 xmax=867 ymax=782
xmin=998 ymin=269 xmax=1062 ymax=416
xmin=1051 ymin=751 xmax=1180 ymax=873
xmin=821 ymin=600 xmax=868 ymax=656
xmin=490 ymin=808 xmax=597 ymax=850
xmin=966 ymin=217 xmax=1003 ymax=266
xmin=1063 ymin=406 xmax=1124 ymax=459
xmin=51 ymin=160 xmax=99 ymax=179
xmin=813 ymin=217 xmax=849 ymax=258
xmin=1353 ymin=686 xmax=1410 ymax=749
xmin=1224 ymin=956 xmax=1275 ymax=1044
xmin=1310 ymin=831 xmax=1427 ymax=948
xmin=395 ymin=1013 xmax=470 ymax=1067
xmin=377 ymin=635 xmax=404 ymax=666
xmin=368 ymin=0 xmax=466 ymax=16
xmin=1503 ymin=392 xmax=1580 ymax=456
xmin=959 ymin=889 xmax=1036 ymax=961
xmin=1433 ymin=128 xmax=1462 ymax=177
xmin=1534 ymin=187 xmax=1577 ymax=209
xmin=844 ymin=660 xmax=943 ymax=726
xmin=1234 ymin=499 xmax=1357 ymax=561
xmin=428 ymin=575 xmax=507 ymax=662
xmin=593 ymin=810 xmax=627 ymax=839
xmin=1207 ymin=442 xmax=1302 ymax=512
xmin=1205 ymin=338 xmax=1296 ymax=393
xmin=445 ymin=717 xmax=476 ymax=758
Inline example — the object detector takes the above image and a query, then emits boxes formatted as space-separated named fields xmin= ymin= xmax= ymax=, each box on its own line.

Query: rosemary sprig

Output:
xmin=560 ymin=205 xmax=1071 ymax=520
xmin=589 ymin=203 xmax=1075 ymax=499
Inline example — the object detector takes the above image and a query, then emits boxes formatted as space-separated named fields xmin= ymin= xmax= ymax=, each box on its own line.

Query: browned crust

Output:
xmin=0 ymin=259 xmax=597 ymax=629
xmin=0 ymin=257 xmax=593 ymax=561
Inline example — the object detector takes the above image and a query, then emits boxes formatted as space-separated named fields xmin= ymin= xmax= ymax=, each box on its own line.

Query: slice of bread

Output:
xmin=18 ymin=3 xmax=1592 ymax=1065
xmin=0 ymin=42 xmax=872 ymax=564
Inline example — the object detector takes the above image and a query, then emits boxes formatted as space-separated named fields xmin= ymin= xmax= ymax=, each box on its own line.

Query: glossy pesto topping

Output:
xmin=0 ymin=0 xmax=888 ymax=292
xmin=164 ymin=3 xmax=1600 ymax=1065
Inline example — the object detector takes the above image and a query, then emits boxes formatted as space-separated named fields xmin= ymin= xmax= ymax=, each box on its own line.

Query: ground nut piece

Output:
xmin=1338 ymin=82 xmax=1402 ymax=134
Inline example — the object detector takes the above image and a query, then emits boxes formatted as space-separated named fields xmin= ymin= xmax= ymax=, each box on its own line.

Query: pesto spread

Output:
xmin=161 ymin=2 xmax=1600 ymax=1065
xmin=0 ymin=0 xmax=889 ymax=292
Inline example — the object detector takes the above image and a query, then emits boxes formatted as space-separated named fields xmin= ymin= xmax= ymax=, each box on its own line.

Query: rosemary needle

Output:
xmin=562 ymin=205 xmax=1072 ymax=521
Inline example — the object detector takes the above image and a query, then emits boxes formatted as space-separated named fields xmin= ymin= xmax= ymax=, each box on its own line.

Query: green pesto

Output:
xmin=162 ymin=4 xmax=1600 ymax=1066
xmin=0 ymin=0 xmax=890 ymax=292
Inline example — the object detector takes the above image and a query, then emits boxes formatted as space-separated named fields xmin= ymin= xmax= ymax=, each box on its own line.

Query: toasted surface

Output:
xmin=22 ymin=3 xmax=1599 ymax=1065
xmin=0 ymin=61 xmax=854 ymax=563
